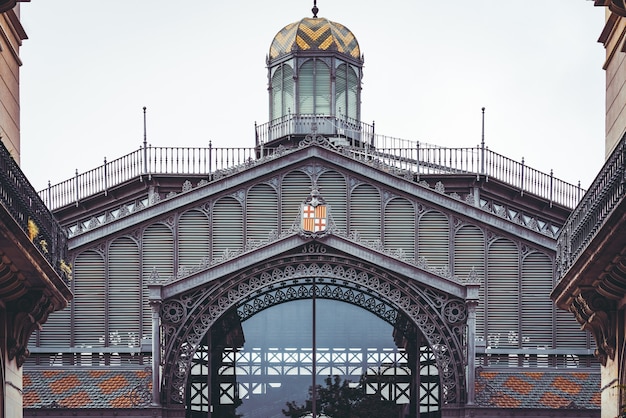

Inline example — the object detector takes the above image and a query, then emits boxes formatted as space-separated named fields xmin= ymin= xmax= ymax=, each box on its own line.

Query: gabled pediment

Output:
xmin=156 ymin=229 xmax=474 ymax=407
xmin=69 ymin=144 xmax=557 ymax=253
xmin=157 ymin=233 xmax=471 ymax=302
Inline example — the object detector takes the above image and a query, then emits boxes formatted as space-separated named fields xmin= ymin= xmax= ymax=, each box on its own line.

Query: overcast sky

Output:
xmin=19 ymin=1 xmax=607 ymax=193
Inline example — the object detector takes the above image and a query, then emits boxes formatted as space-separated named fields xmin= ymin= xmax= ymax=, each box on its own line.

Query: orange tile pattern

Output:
xmin=24 ymin=369 xmax=152 ymax=409
xmin=475 ymin=369 xmax=600 ymax=410
xmin=503 ymin=376 xmax=533 ymax=395
xmin=89 ymin=370 xmax=108 ymax=378
xmin=50 ymin=373 xmax=80 ymax=394
xmin=59 ymin=391 xmax=91 ymax=408
xmin=480 ymin=371 xmax=498 ymax=380
xmin=591 ymin=390 xmax=602 ymax=406
xmin=23 ymin=388 xmax=40 ymax=408
xmin=98 ymin=375 xmax=129 ymax=395
xmin=110 ymin=393 xmax=134 ymax=408
xmin=552 ymin=376 xmax=581 ymax=395
xmin=491 ymin=393 xmax=522 ymax=408
xmin=540 ymin=391 xmax=569 ymax=408
xmin=24 ymin=367 xmax=600 ymax=412
xmin=42 ymin=370 xmax=61 ymax=379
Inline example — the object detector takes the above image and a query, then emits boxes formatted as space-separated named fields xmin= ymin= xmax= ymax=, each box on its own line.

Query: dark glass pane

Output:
xmin=233 ymin=299 xmax=406 ymax=417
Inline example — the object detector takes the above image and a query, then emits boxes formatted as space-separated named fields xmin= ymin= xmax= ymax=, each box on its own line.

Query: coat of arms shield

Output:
xmin=301 ymin=188 xmax=328 ymax=234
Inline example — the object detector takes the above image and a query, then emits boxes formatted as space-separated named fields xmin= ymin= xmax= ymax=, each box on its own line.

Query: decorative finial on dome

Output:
xmin=312 ymin=0 xmax=319 ymax=18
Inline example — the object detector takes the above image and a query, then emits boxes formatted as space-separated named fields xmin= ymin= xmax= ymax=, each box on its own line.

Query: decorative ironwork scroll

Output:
xmin=160 ymin=244 xmax=468 ymax=406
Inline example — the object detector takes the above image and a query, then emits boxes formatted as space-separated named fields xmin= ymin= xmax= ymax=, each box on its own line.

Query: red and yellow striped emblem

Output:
xmin=302 ymin=204 xmax=327 ymax=232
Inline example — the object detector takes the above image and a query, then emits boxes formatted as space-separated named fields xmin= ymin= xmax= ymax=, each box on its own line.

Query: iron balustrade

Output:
xmin=346 ymin=144 xmax=583 ymax=208
xmin=0 ymin=140 xmax=68 ymax=280
xmin=40 ymin=145 xmax=261 ymax=210
xmin=556 ymin=132 xmax=626 ymax=280
xmin=39 ymin=131 xmax=585 ymax=211
xmin=255 ymin=114 xmax=376 ymax=147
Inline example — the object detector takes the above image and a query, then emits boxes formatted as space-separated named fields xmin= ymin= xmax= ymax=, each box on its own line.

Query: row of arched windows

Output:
xmin=32 ymin=168 xmax=587 ymax=353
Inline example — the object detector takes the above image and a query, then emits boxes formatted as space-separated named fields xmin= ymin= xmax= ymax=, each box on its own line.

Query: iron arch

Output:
xmin=160 ymin=243 xmax=469 ymax=407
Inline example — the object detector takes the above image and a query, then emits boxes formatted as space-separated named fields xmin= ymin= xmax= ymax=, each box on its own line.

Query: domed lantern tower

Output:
xmin=256 ymin=3 xmax=367 ymax=151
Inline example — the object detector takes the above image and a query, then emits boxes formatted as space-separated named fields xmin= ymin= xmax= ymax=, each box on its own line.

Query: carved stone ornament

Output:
xmin=7 ymin=291 xmax=55 ymax=367
xmin=570 ymin=289 xmax=616 ymax=366
xmin=0 ymin=0 xmax=17 ymax=13
xmin=604 ymin=0 xmax=626 ymax=17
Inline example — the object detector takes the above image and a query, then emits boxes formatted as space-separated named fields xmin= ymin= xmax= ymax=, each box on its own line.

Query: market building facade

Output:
xmin=20 ymin=7 xmax=604 ymax=418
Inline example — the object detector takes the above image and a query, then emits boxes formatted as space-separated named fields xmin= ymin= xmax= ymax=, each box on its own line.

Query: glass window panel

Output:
xmin=347 ymin=65 xmax=358 ymax=119
xmin=336 ymin=63 xmax=348 ymax=117
xmin=315 ymin=61 xmax=331 ymax=115
xmin=299 ymin=60 xmax=314 ymax=114
xmin=283 ymin=64 xmax=294 ymax=115
xmin=336 ymin=63 xmax=358 ymax=119
xmin=271 ymin=67 xmax=283 ymax=120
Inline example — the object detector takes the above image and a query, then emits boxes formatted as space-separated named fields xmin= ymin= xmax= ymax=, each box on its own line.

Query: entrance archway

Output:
xmin=159 ymin=243 xmax=469 ymax=410
xmin=188 ymin=298 xmax=434 ymax=417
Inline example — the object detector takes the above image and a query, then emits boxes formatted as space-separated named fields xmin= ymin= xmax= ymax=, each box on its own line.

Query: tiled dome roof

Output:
xmin=269 ymin=17 xmax=361 ymax=61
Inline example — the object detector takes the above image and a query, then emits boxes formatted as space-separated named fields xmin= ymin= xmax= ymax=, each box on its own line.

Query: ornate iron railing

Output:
xmin=39 ymin=145 xmax=262 ymax=210
xmin=0 ymin=140 xmax=68 ymax=280
xmin=255 ymin=114 xmax=376 ymax=147
xmin=346 ymin=145 xmax=583 ymax=207
xmin=39 ymin=130 xmax=584 ymax=211
xmin=556 ymin=132 xmax=626 ymax=279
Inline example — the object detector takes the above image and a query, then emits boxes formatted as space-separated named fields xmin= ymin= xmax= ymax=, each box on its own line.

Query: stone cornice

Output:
xmin=596 ymin=0 xmax=626 ymax=17
xmin=0 ymin=0 xmax=17 ymax=13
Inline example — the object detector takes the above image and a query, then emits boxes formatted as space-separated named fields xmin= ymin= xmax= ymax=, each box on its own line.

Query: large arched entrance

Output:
xmin=187 ymin=298 xmax=439 ymax=417
xmin=157 ymin=239 xmax=471 ymax=415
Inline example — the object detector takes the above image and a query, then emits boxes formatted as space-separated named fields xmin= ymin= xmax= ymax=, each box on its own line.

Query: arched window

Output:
xmin=271 ymin=63 xmax=294 ymax=120
xmin=336 ymin=63 xmax=358 ymax=120
xmin=298 ymin=59 xmax=330 ymax=115
xmin=108 ymin=237 xmax=141 ymax=348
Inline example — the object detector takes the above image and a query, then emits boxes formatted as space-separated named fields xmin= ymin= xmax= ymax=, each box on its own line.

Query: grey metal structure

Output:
xmin=25 ymin=138 xmax=596 ymax=415
xmin=23 ymin=8 xmax=598 ymax=418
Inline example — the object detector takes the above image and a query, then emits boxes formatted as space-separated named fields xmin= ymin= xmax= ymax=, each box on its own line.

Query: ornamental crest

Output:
xmin=301 ymin=187 xmax=328 ymax=235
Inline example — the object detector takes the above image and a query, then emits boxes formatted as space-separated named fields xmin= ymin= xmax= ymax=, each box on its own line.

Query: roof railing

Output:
xmin=38 ymin=122 xmax=585 ymax=211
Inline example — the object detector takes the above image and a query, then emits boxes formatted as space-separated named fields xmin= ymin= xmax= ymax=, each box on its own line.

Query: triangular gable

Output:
xmin=69 ymin=145 xmax=556 ymax=254
xmin=159 ymin=234 xmax=469 ymax=301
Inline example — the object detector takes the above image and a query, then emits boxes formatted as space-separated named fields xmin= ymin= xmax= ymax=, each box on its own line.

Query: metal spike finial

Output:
xmin=312 ymin=0 xmax=318 ymax=17
xmin=143 ymin=106 xmax=147 ymax=147
xmin=142 ymin=106 xmax=148 ymax=174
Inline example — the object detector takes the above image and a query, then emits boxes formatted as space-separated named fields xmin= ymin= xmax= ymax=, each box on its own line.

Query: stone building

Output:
xmin=0 ymin=1 xmax=72 ymax=417
xmin=552 ymin=2 xmax=626 ymax=418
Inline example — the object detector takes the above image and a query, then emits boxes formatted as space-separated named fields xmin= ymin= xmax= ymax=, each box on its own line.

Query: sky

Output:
xmin=19 ymin=1 xmax=607 ymax=192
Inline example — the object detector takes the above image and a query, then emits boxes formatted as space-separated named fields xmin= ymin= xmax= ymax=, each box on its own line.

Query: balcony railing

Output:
xmin=39 ymin=126 xmax=584 ymax=211
xmin=0 ymin=140 xmax=68 ymax=280
xmin=556 ymin=132 xmax=626 ymax=279
xmin=255 ymin=114 xmax=375 ymax=148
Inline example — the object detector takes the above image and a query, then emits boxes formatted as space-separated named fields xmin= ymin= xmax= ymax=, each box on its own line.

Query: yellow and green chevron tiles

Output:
xmin=269 ymin=17 xmax=360 ymax=60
